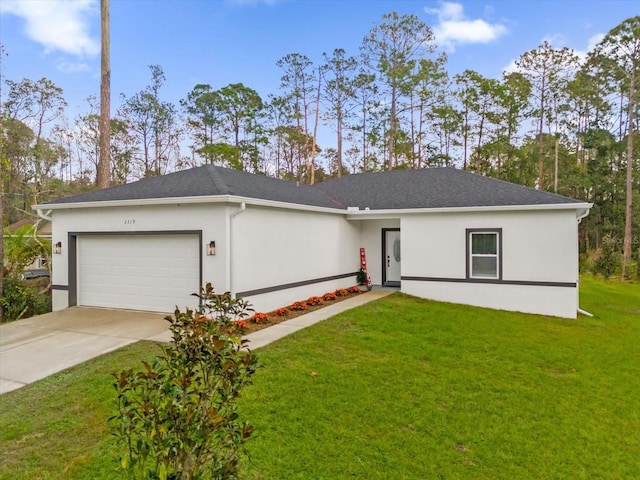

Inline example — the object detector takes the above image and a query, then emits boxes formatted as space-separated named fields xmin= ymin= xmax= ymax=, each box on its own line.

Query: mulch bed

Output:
xmin=241 ymin=287 xmax=366 ymax=334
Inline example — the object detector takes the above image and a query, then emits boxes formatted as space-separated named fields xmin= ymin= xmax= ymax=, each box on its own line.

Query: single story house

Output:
xmin=34 ymin=166 xmax=591 ymax=318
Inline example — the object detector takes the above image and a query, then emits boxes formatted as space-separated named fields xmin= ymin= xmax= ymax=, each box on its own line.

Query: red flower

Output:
xmin=306 ymin=296 xmax=324 ymax=306
xmin=251 ymin=312 xmax=270 ymax=324
xmin=289 ymin=301 xmax=308 ymax=311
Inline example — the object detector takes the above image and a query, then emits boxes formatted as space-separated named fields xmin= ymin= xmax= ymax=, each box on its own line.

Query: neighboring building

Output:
xmin=34 ymin=166 xmax=591 ymax=318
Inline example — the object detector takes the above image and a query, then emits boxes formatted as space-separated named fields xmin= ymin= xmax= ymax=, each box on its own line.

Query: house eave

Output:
xmin=345 ymin=202 xmax=593 ymax=219
xmin=33 ymin=195 xmax=346 ymax=215
xmin=34 ymin=196 xmax=592 ymax=219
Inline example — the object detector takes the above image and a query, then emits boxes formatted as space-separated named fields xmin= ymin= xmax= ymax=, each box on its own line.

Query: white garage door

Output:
xmin=78 ymin=234 xmax=200 ymax=313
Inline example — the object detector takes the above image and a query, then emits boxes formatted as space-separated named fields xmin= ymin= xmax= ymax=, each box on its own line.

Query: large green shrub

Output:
xmin=111 ymin=284 xmax=259 ymax=480
xmin=593 ymin=235 xmax=622 ymax=279
xmin=3 ymin=224 xmax=50 ymax=277
xmin=0 ymin=276 xmax=51 ymax=322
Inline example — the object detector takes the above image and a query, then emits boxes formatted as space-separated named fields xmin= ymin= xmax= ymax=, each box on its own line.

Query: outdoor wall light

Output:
xmin=207 ymin=241 xmax=216 ymax=256
xmin=54 ymin=241 xmax=62 ymax=254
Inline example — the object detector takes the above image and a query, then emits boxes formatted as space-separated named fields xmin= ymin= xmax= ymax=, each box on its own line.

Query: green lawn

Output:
xmin=1 ymin=276 xmax=638 ymax=479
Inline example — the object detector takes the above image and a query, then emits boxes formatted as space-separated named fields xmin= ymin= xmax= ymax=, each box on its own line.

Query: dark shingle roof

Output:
xmin=46 ymin=165 xmax=583 ymax=210
xmin=313 ymin=168 xmax=583 ymax=209
xmin=46 ymin=165 xmax=345 ymax=209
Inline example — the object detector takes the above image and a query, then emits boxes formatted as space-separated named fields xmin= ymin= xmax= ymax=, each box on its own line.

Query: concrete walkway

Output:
xmin=0 ymin=290 xmax=394 ymax=394
xmin=245 ymin=289 xmax=393 ymax=349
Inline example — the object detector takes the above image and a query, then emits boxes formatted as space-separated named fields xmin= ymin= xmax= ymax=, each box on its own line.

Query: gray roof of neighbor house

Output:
xmin=6 ymin=218 xmax=52 ymax=235
xmin=44 ymin=165 xmax=584 ymax=210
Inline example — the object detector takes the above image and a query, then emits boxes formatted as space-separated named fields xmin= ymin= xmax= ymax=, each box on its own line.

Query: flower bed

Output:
xmin=242 ymin=286 xmax=363 ymax=333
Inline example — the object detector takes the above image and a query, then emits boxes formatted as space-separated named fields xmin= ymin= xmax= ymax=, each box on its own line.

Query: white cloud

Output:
xmin=502 ymin=59 xmax=518 ymax=75
xmin=541 ymin=33 xmax=568 ymax=47
xmin=0 ymin=0 xmax=99 ymax=57
xmin=55 ymin=58 xmax=91 ymax=73
xmin=573 ymin=33 xmax=605 ymax=64
xmin=587 ymin=33 xmax=605 ymax=52
xmin=425 ymin=1 xmax=508 ymax=52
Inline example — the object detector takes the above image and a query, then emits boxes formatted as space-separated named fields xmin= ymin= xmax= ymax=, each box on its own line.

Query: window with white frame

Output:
xmin=467 ymin=229 xmax=501 ymax=279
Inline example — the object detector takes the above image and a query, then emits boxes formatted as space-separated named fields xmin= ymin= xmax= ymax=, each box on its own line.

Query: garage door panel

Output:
xmin=78 ymin=235 xmax=200 ymax=313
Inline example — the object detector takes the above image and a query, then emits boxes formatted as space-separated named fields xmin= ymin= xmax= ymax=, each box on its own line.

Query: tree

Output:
xmin=493 ymin=72 xmax=531 ymax=175
xmin=276 ymin=53 xmax=315 ymax=182
xmin=212 ymin=83 xmax=265 ymax=172
xmin=0 ymin=43 xmax=6 ymax=323
xmin=263 ymin=94 xmax=295 ymax=176
xmin=350 ymin=71 xmax=379 ymax=172
xmin=322 ymin=48 xmax=357 ymax=177
xmin=361 ymin=12 xmax=436 ymax=170
xmin=3 ymin=77 xmax=66 ymax=219
xmin=404 ymin=55 xmax=448 ymax=169
xmin=515 ymin=41 xmax=579 ymax=190
xmin=427 ymin=102 xmax=462 ymax=167
xmin=181 ymin=84 xmax=220 ymax=164
xmin=4 ymin=77 xmax=66 ymax=143
xmin=182 ymin=83 xmax=266 ymax=172
xmin=2 ymin=224 xmax=49 ymax=277
xmin=97 ymin=0 xmax=110 ymax=189
xmin=591 ymin=16 xmax=640 ymax=278
xmin=119 ymin=65 xmax=181 ymax=178
xmin=75 ymin=108 xmax=136 ymax=186
xmin=0 ymin=117 xmax=34 ymax=223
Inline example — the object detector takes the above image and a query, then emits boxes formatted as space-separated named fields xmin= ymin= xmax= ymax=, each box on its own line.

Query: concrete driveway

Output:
xmin=0 ymin=307 xmax=170 ymax=394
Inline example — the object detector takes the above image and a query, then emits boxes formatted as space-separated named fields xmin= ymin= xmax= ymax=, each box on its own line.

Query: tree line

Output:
xmin=1 ymin=12 xmax=638 ymax=276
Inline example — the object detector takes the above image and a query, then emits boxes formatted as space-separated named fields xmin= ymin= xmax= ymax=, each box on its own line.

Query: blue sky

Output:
xmin=1 ymin=0 xmax=638 ymax=122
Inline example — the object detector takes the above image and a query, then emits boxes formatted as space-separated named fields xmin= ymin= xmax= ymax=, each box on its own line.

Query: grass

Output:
xmin=1 ymin=275 xmax=638 ymax=479
xmin=0 ymin=341 xmax=159 ymax=480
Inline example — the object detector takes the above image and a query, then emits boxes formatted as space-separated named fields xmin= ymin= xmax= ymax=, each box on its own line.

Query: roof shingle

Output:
xmin=313 ymin=168 xmax=583 ymax=209
xmin=45 ymin=165 xmax=583 ymax=210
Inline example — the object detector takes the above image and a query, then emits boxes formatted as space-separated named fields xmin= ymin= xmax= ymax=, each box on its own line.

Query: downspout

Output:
xmin=576 ymin=208 xmax=593 ymax=317
xmin=228 ymin=202 xmax=246 ymax=298
xmin=36 ymin=208 xmax=52 ymax=222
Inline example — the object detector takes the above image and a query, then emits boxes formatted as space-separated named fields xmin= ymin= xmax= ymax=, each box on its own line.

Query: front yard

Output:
xmin=0 ymin=276 xmax=638 ymax=479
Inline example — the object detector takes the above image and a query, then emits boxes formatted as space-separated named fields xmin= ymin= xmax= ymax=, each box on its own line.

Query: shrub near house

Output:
xmin=2 ymin=224 xmax=52 ymax=322
xmin=1 ymin=276 xmax=51 ymax=322
xmin=111 ymin=284 xmax=259 ymax=480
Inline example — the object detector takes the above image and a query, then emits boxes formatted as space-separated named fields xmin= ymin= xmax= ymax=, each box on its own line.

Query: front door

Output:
xmin=383 ymin=229 xmax=401 ymax=286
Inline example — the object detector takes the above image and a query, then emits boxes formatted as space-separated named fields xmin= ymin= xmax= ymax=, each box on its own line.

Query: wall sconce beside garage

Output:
xmin=207 ymin=241 xmax=216 ymax=256
xmin=54 ymin=241 xmax=62 ymax=254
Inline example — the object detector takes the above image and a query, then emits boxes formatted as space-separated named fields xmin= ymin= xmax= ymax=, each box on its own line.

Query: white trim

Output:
xmin=33 ymin=195 xmax=346 ymax=214
xmin=576 ymin=207 xmax=590 ymax=222
xmin=346 ymin=203 xmax=593 ymax=219
xmin=35 ymin=195 xmax=592 ymax=218
xmin=37 ymin=209 xmax=53 ymax=222
xmin=469 ymin=231 xmax=500 ymax=280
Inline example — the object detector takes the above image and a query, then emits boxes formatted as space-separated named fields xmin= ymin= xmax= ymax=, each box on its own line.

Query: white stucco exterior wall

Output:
xmin=50 ymin=203 xmax=229 ymax=310
xmin=231 ymin=206 xmax=361 ymax=313
xmin=47 ymin=198 xmax=584 ymax=319
xmin=359 ymin=219 xmax=401 ymax=285
xmin=400 ymin=209 xmax=580 ymax=318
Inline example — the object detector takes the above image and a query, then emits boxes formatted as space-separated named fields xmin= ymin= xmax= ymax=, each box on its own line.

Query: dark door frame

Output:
xmin=381 ymin=228 xmax=401 ymax=287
